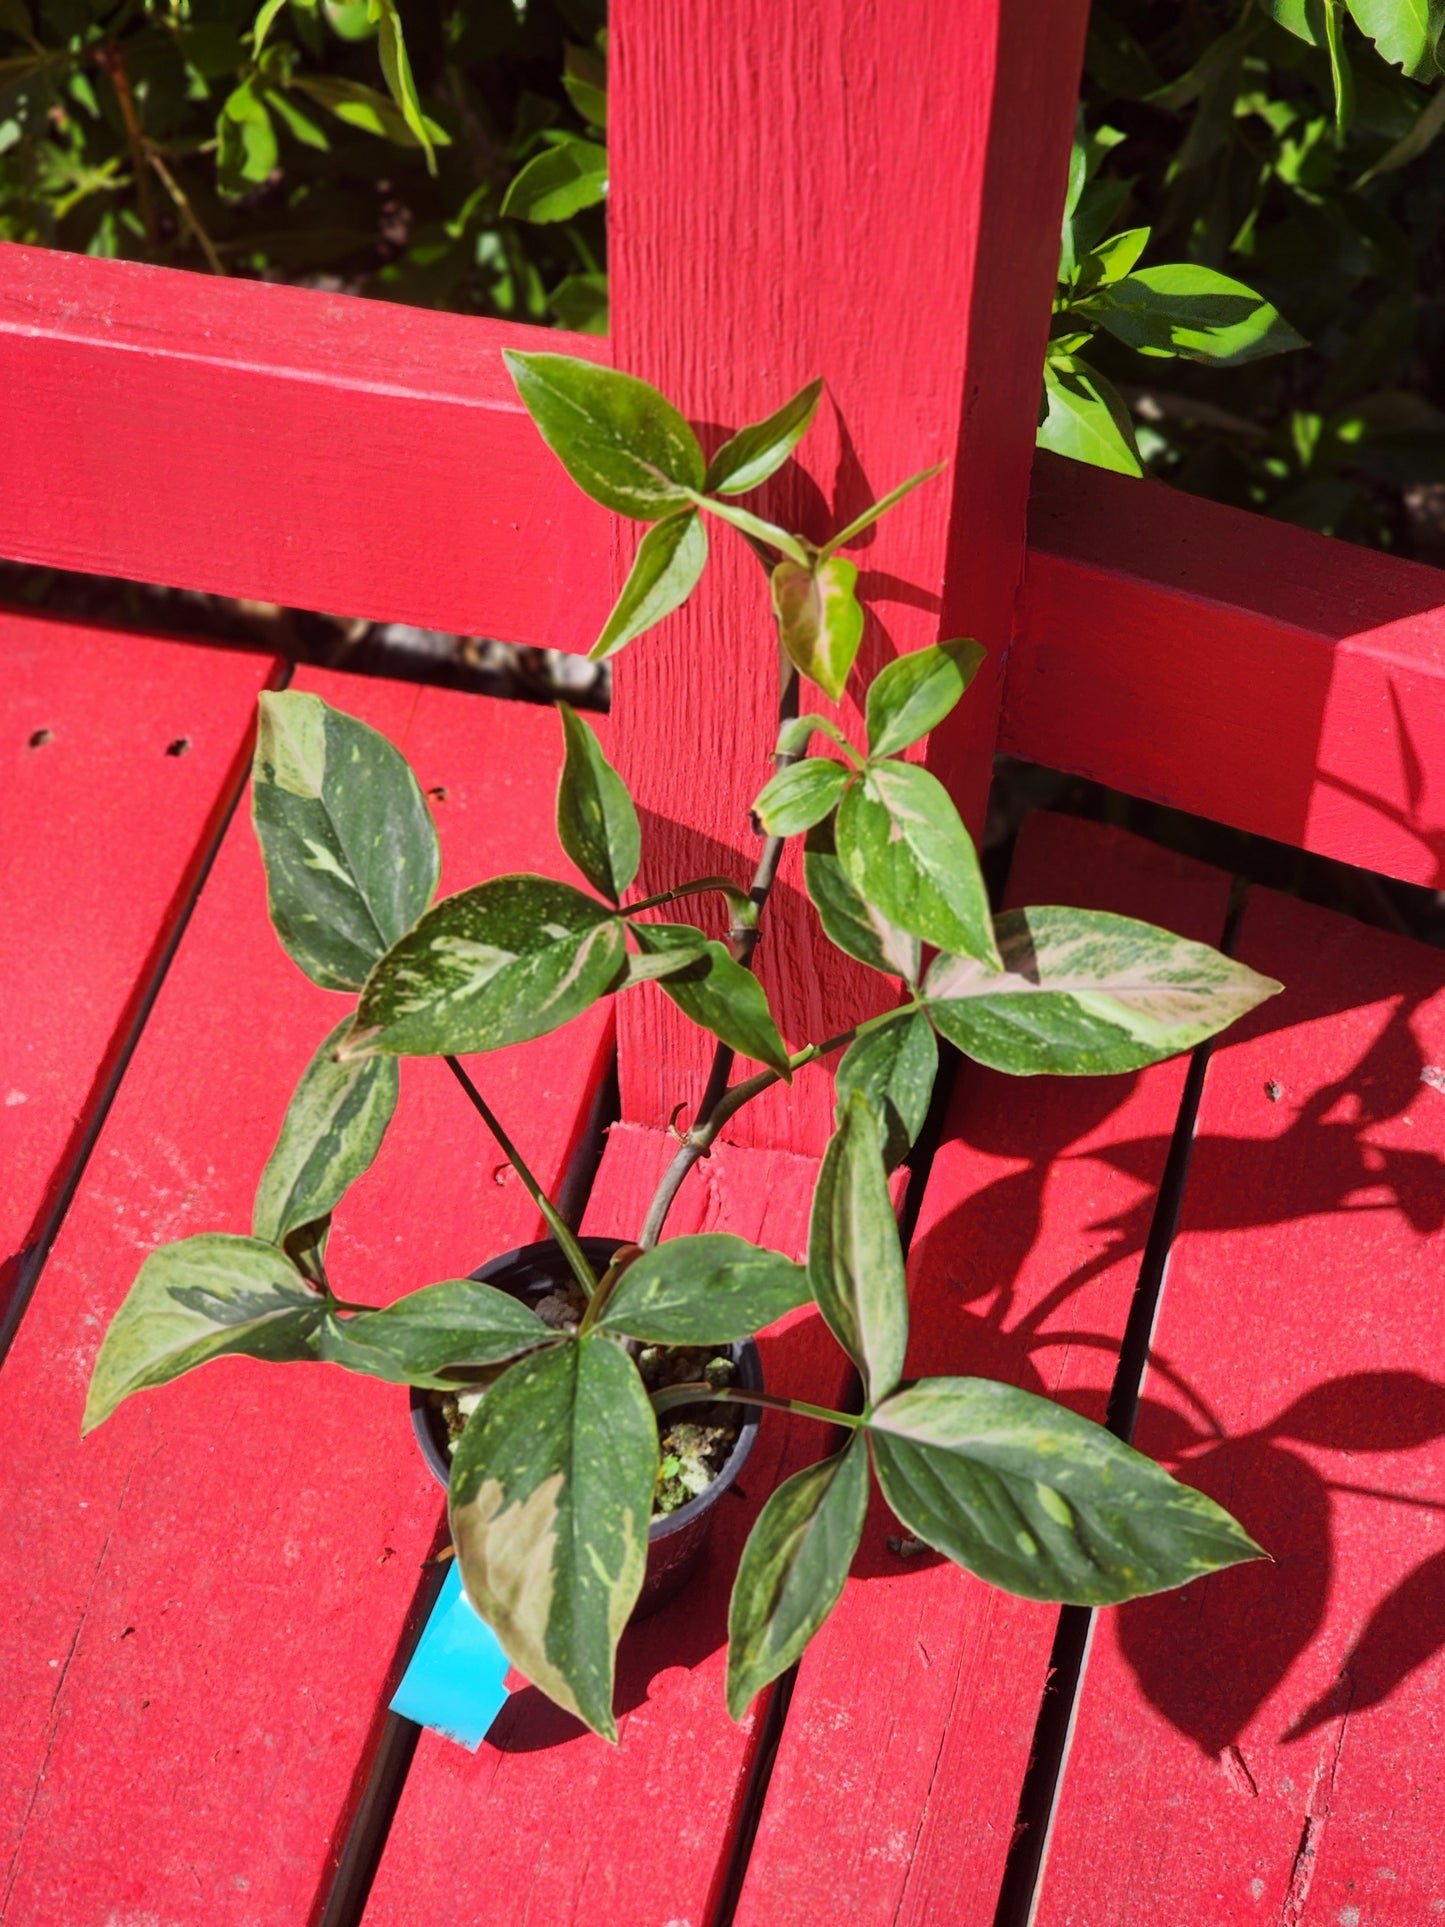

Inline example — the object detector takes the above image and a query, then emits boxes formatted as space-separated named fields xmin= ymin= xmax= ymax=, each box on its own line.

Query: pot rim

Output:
xmin=409 ymin=1237 xmax=763 ymax=1542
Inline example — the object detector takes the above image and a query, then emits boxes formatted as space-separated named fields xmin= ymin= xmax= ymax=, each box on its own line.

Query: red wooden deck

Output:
xmin=4 ymin=1 xmax=1444 ymax=1921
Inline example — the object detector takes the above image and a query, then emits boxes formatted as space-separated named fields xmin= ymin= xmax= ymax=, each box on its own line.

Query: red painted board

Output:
xmin=731 ymin=811 xmax=1236 ymax=1927
xmin=0 ymin=243 xmax=612 ymax=650
xmin=606 ymin=0 xmax=1090 ymax=1155
xmin=362 ymin=1118 xmax=856 ymax=1927
xmin=0 ymin=608 xmax=280 ymax=1333
xmin=1006 ymin=453 xmax=1445 ymax=890
xmin=1032 ymin=889 xmax=1445 ymax=1927
xmin=0 ymin=673 xmax=613 ymax=1924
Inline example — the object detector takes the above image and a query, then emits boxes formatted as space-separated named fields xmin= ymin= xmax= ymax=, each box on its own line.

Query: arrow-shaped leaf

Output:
xmin=923 ymin=905 xmax=1281 ymax=1075
xmin=253 ymin=1017 xmax=399 ymax=1248
xmin=592 ymin=508 xmax=708 ymax=660
xmin=726 ymin=1434 xmax=870 ymax=1717
xmin=703 ymin=378 xmax=824 ymax=495
xmin=448 ymin=1334 xmax=657 ymax=1741
xmin=343 ymin=875 xmax=626 ymax=1058
xmin=600 ymin=1234 xmax=811 ymax=1343
xmin=808 ymin=1096 xmax=908 ymax=1404
xmin=836 ymin=761 xmax=998 ymax=966
xmin=504 ymin=350 xmax=703 ymax=520
xmin=867 ymin=1376 xmax=1265 ymax=1604
xmin=771 ymin=556 xmax=864 ymax=701
xmin=84 ymin=1235 xmax=324 ymax=1433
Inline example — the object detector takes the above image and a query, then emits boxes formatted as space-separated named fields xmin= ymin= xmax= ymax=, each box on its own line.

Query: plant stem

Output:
xmin=443 ymin=1056 xmax=599 ymax=1298
xmin=149 ymin=150 xmax=226 ymax=275
xmin=637 ymin=1005 xmax=907 ymax=1248
xmin=622 ymin=875 xmax=756 ymax=923
xmin=96 ymin=39 xmax=158 ymax=252
xmin=649 ymin=1381 xmax=864 ymax=1429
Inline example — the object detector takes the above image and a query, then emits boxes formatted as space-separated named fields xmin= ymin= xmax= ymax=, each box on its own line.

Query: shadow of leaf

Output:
xmin=1285 ymin=1547 xmax=1445 ymax=1742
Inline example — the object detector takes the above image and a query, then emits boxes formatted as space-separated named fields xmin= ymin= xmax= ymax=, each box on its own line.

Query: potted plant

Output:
xmin=84 ymin=353 xmax=1279 ymax=1742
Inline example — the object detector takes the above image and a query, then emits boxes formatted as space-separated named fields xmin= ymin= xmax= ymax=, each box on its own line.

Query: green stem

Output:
xmin=623 ymin=876 xmax=756 ymax=925
xmin=444 ymin=1056 xmax=599 ymax=1299
xmin=649 ymin=1382 xmax=865 ymax=1429
xmin=576 ymin=1246 xmax=642 ymax=1335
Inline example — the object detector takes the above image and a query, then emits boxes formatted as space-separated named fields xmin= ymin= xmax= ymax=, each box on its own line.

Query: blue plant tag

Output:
xmin=390 ymin=1560 xmax=511 ymax=1751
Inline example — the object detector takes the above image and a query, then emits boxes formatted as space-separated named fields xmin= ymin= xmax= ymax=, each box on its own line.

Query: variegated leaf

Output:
xmin=834 ymin=1008 xmax=937 ymax=1171
xmin=556 ymin=704 xmax=641 ymax=902
xmin=341 ymin=875 xmax=627 ymax=1059
xmin=802 ymin=818 xmax=920 ymax=984
xmin=600 ymin=1234 xmax=810 ymax=1343
xmin=631 ymin=922 xmax=792 ymax=1079
xmin=726 ymin=1433 xmax=870 ymax=1717
xmin=924 ymin=905 xmax=1281 ymax=1075
xmin=836 ymin=761 xmax=998 ymax=966
xmin=867 ymin=1377 xmax=1265 ymax=1604
xmin=84 ymin=1235 xmax=324 ymax=1433
xmin=808 ymin=1097 xmax=908 ymax=1405
xmin=318 ymin=1278 xmax=555 ymax=1387
xmin=252 ymin=691 xmax=440 ymax=991
xmin=253 ymin=1018 xmax=399 ymax=1247
xmin=770 ymin=556 xmax=864 ymax=701
xmin=448 ymin=1334 xmax=657 ymax=1741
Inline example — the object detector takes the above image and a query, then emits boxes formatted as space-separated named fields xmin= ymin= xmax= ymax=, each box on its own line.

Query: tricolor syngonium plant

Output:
xmin=85 ymin=353 xmax=1281 ymax=1741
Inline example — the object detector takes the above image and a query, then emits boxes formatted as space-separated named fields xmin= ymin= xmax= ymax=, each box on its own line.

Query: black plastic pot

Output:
xmin=410 ymin=1236 xmax=763 ymax=1619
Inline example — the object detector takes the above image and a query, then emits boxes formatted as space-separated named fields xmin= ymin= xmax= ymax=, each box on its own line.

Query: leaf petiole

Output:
xmin=649 ymin=1382 xmax=864 ymax=1429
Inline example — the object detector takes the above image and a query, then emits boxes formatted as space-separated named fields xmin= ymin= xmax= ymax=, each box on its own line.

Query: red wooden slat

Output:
xmin=1032 ymin=889 xmax=1445 ymax=1926
xmin=0 ymin=244 xmax=611 ymax=648
xmin=606 ymin=0 xmax=1090 ymax=1155
xmin=0 ymin=609 xmax=279 ymax=1334
xmin=0 ymin=672 xmax=613 ymax=1923
xmin=363 ymin=1119 xmax=853 ymax=1927
xmin=731 ymin=811 xmax=1235 ymax=1927
xmin=1007 ymin=452 xmax=1445 ymax=890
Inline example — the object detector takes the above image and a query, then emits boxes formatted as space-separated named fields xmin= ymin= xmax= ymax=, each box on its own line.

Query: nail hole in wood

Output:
xmin=28 ymin=728 xmax=52 ymax=747
xmin=165 ymin=737 xmax=191 ymax=757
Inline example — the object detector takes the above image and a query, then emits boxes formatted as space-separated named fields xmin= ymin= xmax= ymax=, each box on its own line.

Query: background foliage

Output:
xmin=0 ymin=0 xmax=1439 ymax=558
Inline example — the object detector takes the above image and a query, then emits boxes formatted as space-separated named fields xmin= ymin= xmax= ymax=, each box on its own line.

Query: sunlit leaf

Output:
xmin=923 ymin=905 xmax=1282 ymax=1075
xmin=253 ymin=1017 xmax=399 ymax=1247
xmin=84 ymin=1236 xmax=323 ymax=1433
xmin=834 ymin=1008 xmax=937 ymax=1172
xmin=808 ymin=1096 xmax=908 ymax=1404
xmin=867 ymin=1376 xmax=1264 ymax=1603
xmin=556 ymin=704 xmax=640 ymax=903
xmin=1038 ymin=354 xmax=1142 ymax=477
xmin=752 ymin=757 xmax=852 ymax=837
xmin=819 ymin=464 xmax=945 ymax=558
xmin=501 ymin=137 xmax=608 ymax=221
xmin=592 ymin=509 xmax=707 ymax=660
xmin=771 ymin=556 xmax=864 ymax=701
xmin=703 ymin=378 xmax=823 ymax=495
xmin=864 ymin=638 xmax=985 ymax=758
xmin=449 ymin=1334 xmax=656 ymax=1741
xmin=631 ymin=922 xmax=791 ymax=1079
xmin=802 ymin=818 xmax=921 ymax=984
xmin=600 ymin=1234 xmax=810 ymax=1343
xmin=836 ymin=761 xmax=998 ymax=965
xmin=726 ymin=1434 xmax=869 ymax=1717
xmin=319 ymin=1277 xmax=554 ymax=1387
xmin=504 ymin=349 xmax=703 ymax=519
xmin=1084 ymin=264 xmax=1306 ymax=367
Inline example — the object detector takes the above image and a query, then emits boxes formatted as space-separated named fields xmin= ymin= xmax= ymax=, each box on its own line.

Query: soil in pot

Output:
xmin=412 ymin=1237 xmax=763 ymax=1618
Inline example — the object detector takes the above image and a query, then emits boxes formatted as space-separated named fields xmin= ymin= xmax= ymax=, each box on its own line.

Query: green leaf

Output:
xmin=803 ymin=818 xmax=921 ymax=984
xmin=865 ymin=638 xmax=986 ymax=758
xmin=319 ymin=1278 xmax=553 ymax=1387
xmin=819 ymin=465 xmax=945 ymax=558
xmin=252 ymin=1018 xmax=399 ymax=1248
xmin=561 ymin=43 xmax=607 ymax=128
xmin=1357 ymin=77 xmax=1445 ymax=181
xmin=504 ymin=350 xmax=703 ymax=520
xmin=1038 ymin=355 xmax=1142 ymax=477
xmin=752 ymin=758 xmax=852 ymax=837
xmin=600 ymin=1235 xmax=810 ymax=1343
xmin=631 ymin=923 xmax=791 ymax=1079
xmin=867 ymin=1377 xmax=1264 ymax=1604
xmin=449 ymin=1334 xmax=656 ymax=1741
xmin=1080 ymin=224 xmax=1150 ymax=289
xmin=923 ymin=905 xmax=1282 ymax=1076
xmin=344 ymin=876 xmax=626 ymax=1058
xmin=251 ymin=0 xmax=289 ymax=53
xmin=252 ymin=691 xmax=440 ymax=993
xmin=548 ymin=272 xmax=610 ymax=335
xmin=697 ymin=495 xmax=812 ymax=567
xmin=1260 ymin=0 xmax=1329 ymax=44
xmin=836 ymin=762 xmax=999 ymax=966
xmin=84 ymin=1235 xmax=324 ymax=1433
xmin=370 ymin=0 xmax=439 ymax=170
xmin=1346 ymin=0 xmax=1444 ymax=75
xmin=726 ymin=1434 xmax=869 ymax=1717
xmin=618 ymin=927 xmax=711 ymax=984
xmin=808 ymin=1096 xmax=908 ymax=1404
xmin=217 ymin=82 xmax=278 ymax=197
xmin=591 ymin=509 xmax=707 ymax=660
xmin=834 ymin=1009 xmax=937 ymax=1172
xmin=703 ymin=379 xmax=824 ymax=496
xmin=500 ymin=137 xmax=608 ymax=222
xmin=556 ymin=704 xmax=640 ymax=904
xmin=775 ymin=714 xmax=859 ymax=762
xmin=1085 ymin=265 xmax=1307 ymax=367
xmin=771 ymin=557 xmax=864 ymax=702
xmin=1325 ymin=0 xmax=1356 ymax=134
xmin=265 ymin=86 xmax=330 ymax=150
xmin=292 ymin=73 xmax=446 ymax=147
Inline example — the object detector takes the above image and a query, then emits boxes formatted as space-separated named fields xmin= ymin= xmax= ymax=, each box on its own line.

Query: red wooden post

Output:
xmin=607 ymin=0 xmax=1092 ymax=1154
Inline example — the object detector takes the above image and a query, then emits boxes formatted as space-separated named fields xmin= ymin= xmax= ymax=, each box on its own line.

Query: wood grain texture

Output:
xmin=731 ymin=811 xmax=1235 ymax=1927
xmin=0 ymin=609 xmax=280 ymax=1336
xmin=1007 ymin=452 xmax=1445 ymax=889
xmin=362 ymin=1118 xmax=855 ymax=1927
xmin=0 ymin=672 xmax=613 ymax=1925
xmin=606 ymin=0 xmax=1090 ymax=1153
xmin=0 ymin=243 xmax=611 ymax=648
xmin=1032 ymin=888 xmax=1445 ymax=1927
